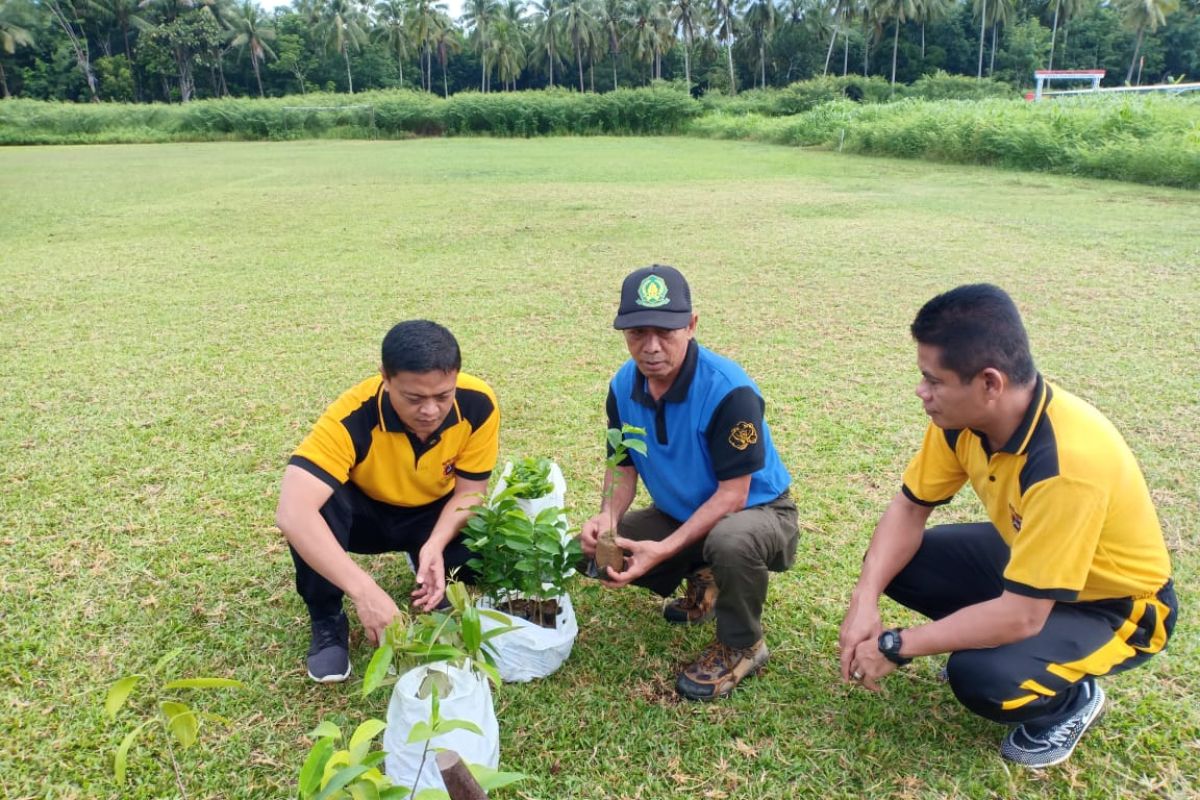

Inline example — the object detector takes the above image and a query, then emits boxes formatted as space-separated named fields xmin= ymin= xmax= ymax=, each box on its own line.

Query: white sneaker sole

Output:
xmin=307 ymin=663 xmax=352 ymax=684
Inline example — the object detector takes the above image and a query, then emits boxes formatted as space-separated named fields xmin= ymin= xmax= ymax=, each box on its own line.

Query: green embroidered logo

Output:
xmin=636 ymin=275 xmax=670 ymax=308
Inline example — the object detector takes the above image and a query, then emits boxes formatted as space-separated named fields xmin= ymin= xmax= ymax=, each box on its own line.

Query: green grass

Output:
xmin=1 ymin=138 xmax=1197 ymax=799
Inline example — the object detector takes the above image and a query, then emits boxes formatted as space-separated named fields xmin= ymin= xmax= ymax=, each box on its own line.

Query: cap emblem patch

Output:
xmin=636 ymin=275 xmax=670 ymax=308
xmin=729 ymin=422 xmax=759 ymax=451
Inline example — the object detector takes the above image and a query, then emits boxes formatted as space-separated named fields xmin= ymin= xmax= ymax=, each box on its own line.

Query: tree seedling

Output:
xmin=592 ymin=424 xmax=647 ymax=577
xmin=104 ymin=647 xmax=243 ymax=796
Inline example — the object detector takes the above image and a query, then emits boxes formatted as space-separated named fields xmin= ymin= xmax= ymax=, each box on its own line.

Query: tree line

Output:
xmin=0 ymin=0 xmax=1195 ymax=102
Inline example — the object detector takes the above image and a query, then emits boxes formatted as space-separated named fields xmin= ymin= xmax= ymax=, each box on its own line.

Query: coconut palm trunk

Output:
xmin=1125 ymin=26 xmax=1144 ymax=84
xmin=1047 ymin=0 xmax=1060 ymax=69
xmin=890 ymin=21 xmax=899 ymax=85
xmin=823 ymin=20 xmax=839 ymax=75
xmin=989 ymin=22 xmax=997 ymax=75
xmin=252 ymin=55 xmax=264 ymax=97
xmin=726 ymin=41 xmax=735 ymax=93
xmin=344 ymin=47 xmax=354 ymax=93
xmin=977 ymin=0 xmax=986 ymax=78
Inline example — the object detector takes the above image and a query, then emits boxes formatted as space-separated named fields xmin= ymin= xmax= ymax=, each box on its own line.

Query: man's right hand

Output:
xmin=579 ymin=512 xmax=612 ymax=558
xmin=838 ymin=595 xmax=883 ymax=683
xmin=349 ymin=581 xmax=402 ymax=647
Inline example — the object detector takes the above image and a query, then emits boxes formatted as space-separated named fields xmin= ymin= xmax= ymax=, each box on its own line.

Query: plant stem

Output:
xmin=164 ymin=734 xmax=189 ymax=800
xmin=412 ymin=740 xmax=432 ymax=797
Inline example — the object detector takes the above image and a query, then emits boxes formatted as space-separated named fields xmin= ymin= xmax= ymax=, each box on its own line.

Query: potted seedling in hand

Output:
xmin=591 ymin=424 xmax=647 ymax=577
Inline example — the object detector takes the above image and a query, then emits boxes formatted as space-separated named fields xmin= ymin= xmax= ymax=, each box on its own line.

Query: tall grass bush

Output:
xmin=689 ymin=95 xmax=1200 ymax=188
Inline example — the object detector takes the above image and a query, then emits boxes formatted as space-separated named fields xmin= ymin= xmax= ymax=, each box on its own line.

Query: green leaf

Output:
xmin=314 ymin=764 xmax=372 ymax=800
xmin=360 ymin=750 xmax=387 ymax=770
xmin=160 ymin=701 xmax=198 ymax=749
xmin=460 ymin=606 xmax=482 ymax=655
xmin=309 ymin=720 xmax=343 ymax=741
xmin=379 ymin=787 xmax=411 ymax=799
xmin=624 ymin=438 xmax=648 ymax=455
xmin=621 ymin=424 xmax=646 ymax=436
xmin=112 ymin=720 xmax=150 ymax=784
xmin=348 ymin=719 xmax=387 ymax=764
xmin=299 ymin=736 xmax=336 ymax=798
xmin=153 ymin=647 xmax=185 ymax=673
xmin=347 ymin=781 xmax=380 ymax=800
xmin=105 ymin=675 xmax=142 ymax=720
xmin=405 ymin=720 xmax=436 ymax=745
xmin=468 ymin=764 xmax=528 ymax=791
xmin=162 ymin=677 xmax=244 ymax=690
xmin=413 ymin=789 xmax=451 ymax=800
xmin=429 ymin=718 xmax=483 ymax=737
xmin=361 ymin=643 xmax=394 ymax=698
xmin=478 ymin=609 xmax=512 ymax=625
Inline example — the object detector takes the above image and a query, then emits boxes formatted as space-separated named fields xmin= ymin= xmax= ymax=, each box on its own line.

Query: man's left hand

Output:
xmin=411 ymin=545 xmax=446 ymax=612
xmin=600 ymin=536 xmax=666 ymax=588
xmin=848 ymin=638 xmax=898 ymax=691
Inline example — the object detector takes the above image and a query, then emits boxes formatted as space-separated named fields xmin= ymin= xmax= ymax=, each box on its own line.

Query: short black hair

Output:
xmin=911 ymin=284 xmax=1036 ymax=385
xmin=381 ymin=320 xmax=462 ymax=376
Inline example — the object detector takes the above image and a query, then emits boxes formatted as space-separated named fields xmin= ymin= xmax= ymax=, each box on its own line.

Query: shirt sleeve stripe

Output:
xmin=288 ymin=455 xmax=344 ymax=492
xmin=901 ymin=483 xmax=952 ymax=507
xmin=1003 ymin=578 xmax=1079 ymax=602
xmin=455 ymin=468 xmax=493 ymax=481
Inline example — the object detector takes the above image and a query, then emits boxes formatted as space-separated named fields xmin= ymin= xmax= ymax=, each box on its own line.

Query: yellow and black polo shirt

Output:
xmin=289 ymin=372 xmax=499 ymax=508
xmin=902 ymin=375 xmax=1171 ymax=602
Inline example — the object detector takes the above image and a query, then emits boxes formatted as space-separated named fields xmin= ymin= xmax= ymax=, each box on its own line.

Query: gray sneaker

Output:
xmin=1001 ymin=681 xmax=1106 ymax=768
xmin=306 ymin=612 xmax=351 ymax=683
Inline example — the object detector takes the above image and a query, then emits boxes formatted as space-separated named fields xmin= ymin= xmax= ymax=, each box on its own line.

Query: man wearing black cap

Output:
xmin=580 ymin=265 xmax=800 ymax=701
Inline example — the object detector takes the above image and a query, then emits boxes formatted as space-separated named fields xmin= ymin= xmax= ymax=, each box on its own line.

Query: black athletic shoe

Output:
xmin=1001 ymin=680 xmax=1106 ymax=768
xmin=306 ymin=612 xmax=351 ymax=683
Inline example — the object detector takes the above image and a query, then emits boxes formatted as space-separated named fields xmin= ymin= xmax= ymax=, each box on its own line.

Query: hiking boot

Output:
xmin=663 ymin=568 xmax=717 ymax=625
xmin=306 ymin=612 xmax=351 ymax=683
xmin=675 ymin=639 xmax=769 ymax=701
xmin=1001 ymin=680 xmax=1106 ymax=769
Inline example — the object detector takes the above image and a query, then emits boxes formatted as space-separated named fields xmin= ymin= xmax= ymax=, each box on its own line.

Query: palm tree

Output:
xmin=408 ymin=0 xmax=447 ymax=91
xmin=669 ymin=0 xmax=702 ymax=89
xmin=740 ymin=0 xmax=775 ymax=88
xmin=487 ymin=14 xmax=526 ymax=87
xmin=710 ymin=0 xmax=737 ymax=92
xmin=983 ymin=0 xmax=1012 ymax=76
xmin=463 ymin=0 xmax=498 ymax=90
xmin=318 ymin=0 xmax=368 ymax=93
xmin=530 ymin=0 xmax=563 ymax=87
xmin=374 ymin=0 xmax=410 ymax=87
xmin=972 ymin=0 xmax=986 ymax=78
xmin=626 ymin=0 xmax=668 ymax=82
xmin=432 ymin=9 xmax=459 ymax=95
xmin=225 ymin=0 xmax=275 ymax=96
xmin=561 ymin=0 xmax=596 ymax=91
xmin=0 ymin=1 xmax=34 ymax=98
xmin=1120 ymin=0 xmax=1177 ymax=83
xmin=871 ymin=0 xmax=914 ymax=86
xmin=821 ymin=0 xmax=850 ymax=75
xmin=600 ymin=0 xmax=625 ymax=88
xmin=911 ymin=0 xmax=949 ymax=60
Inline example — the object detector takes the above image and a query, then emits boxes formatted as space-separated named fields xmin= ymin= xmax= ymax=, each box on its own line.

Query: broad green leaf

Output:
xmin=112 ymin=720 xmax=150 ymax=784
xmin=413 ymin=789 xmax=451 ymax=800
xmin=360 ymin=750 xmax=387 ymax=770
xmin=405 ymin=720 xmax=436 ymax=744
xmin=322 ymin=750 xmax=351 ymax=784
xmin=621 ymin=424 xmax=646 ymax=436
xmin=478 ymin=609 xmax=512 ymax=625
xmin=379 ymin=786 xmax=411 ymax=799
xmin=429 ymin=718 xmax=482 ymax=737
xmin=348 ymin=719 xmax=387 ymax=764
xmin=153 ymin=647 xmax=185 ymax=673
xmin=163 ymin=677 xmax=244 ymax=690
xmin=299 ymin=736 xmax=336 ymax=798
xmin=347 ymin=781 xmax=380 ymax=800
xmin=624 ymin=438 xmax=648 ymax=455
xmin=468 ymin=764 xmax=528 ymax=791
xmin=309 ymin=720 xmax=343 ymax=741
xmin=160 ymin=701 xmax=198 ymax=748
xmin=460 ymin=606 xmax=482 ymax=655
xmin=606 ymin=428 xmax=623 ymax=450
xmin=196 ymin=711 xmax=231 ymax=725
xmin=105 ymin=675 xmax=141 ymax=720
xmin=314 ymin=764 xmax=372 ymax=800
xmin=481 ymin=624 xmax=518 ymax=642
xmin=362 ymin=644 xmax=394 ymax=698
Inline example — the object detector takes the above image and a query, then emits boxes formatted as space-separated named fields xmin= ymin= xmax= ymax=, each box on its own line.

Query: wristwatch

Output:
xmin=878 ymin=628 xmax=912 ymax=666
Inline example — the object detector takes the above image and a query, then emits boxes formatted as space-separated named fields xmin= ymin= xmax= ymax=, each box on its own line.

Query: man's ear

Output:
xmin=979 ymin=367 xmax=1007 ymax=398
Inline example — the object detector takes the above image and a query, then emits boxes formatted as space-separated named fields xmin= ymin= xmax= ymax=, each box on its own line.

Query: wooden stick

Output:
xmin=436 ymin=750 xmax=486 ymax=800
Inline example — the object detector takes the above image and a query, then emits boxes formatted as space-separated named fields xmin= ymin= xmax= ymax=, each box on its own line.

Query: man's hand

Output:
xmin=600 ymin=536 xmax=666 ymax=588
xmin=849 ymin=637 xmax=897 ymax=691
xmin=579 ymin=512 xmax=612 ymax=559
xmin=411 ymin=544 xmax=447 ymax=612
xmin=839 ymin=596 xmax=883 ymax=683
xmin=349 ymin=581 xmax=402 ymax=646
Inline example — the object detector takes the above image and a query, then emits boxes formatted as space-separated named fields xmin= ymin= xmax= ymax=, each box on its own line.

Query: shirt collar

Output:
xmin=982 ymin=373 xmax=1051 ymax=456
xmin=631 ymin=340 xmax=699 ymax=408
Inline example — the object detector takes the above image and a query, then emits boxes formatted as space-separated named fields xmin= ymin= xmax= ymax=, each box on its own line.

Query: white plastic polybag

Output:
xmin=383 ymin=663 xmax=499 ymax=794
xmin=479 ymin=593 xmax=579 ymax=682
xmin=494 ymin=460 xmax=568 ymax=524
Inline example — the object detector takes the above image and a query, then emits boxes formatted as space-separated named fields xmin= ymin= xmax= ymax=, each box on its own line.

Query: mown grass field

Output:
xmin=1 ymin=138 xmax=1197 ymax=799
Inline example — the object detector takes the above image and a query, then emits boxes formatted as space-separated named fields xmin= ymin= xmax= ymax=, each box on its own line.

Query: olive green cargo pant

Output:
xmin=619 ymin=491 xmax=799 ymax=649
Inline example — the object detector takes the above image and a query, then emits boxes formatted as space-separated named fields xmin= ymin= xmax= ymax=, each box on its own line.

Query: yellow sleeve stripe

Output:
xmin=1001 ymin=693 xmax=1040 ymax=711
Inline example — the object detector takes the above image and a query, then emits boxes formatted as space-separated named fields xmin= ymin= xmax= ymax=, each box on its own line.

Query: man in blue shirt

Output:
xmin=580 ymin=265 xmax=800 ymax=701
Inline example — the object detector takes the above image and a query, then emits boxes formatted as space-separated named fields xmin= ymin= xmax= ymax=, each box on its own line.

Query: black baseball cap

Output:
xmin=613 ymin=265 xmax=693 ymax=330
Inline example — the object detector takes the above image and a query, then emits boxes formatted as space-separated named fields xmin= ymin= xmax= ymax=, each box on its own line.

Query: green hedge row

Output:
xmin=688 ymin=95 xmax=1200 ymax=189
xmin=0 ymin=86 xmax=701 ymax=144
xmin=700 ymin=72 xmax=1017 ymax=117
